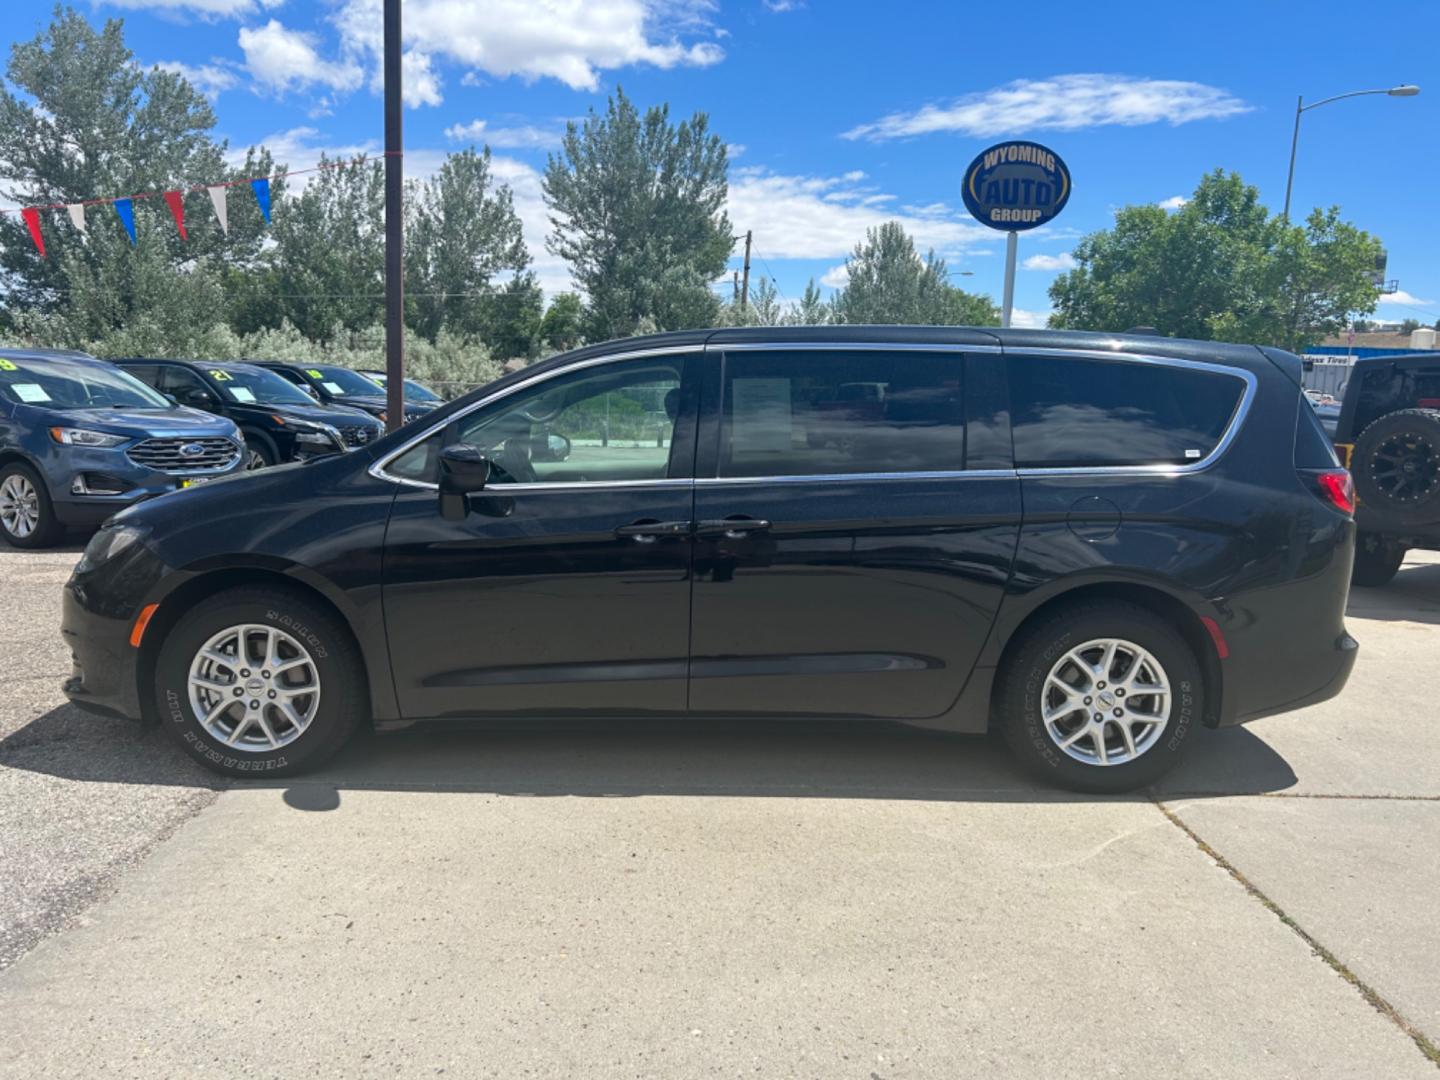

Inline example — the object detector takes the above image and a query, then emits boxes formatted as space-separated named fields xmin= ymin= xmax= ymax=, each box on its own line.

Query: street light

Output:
xmin=1283 ymin=84 xmax=1419 ymax=220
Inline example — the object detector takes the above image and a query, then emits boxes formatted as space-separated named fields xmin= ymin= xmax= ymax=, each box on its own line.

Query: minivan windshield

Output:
xmin=0 ymin=354 xmax=172 ymax=411
xmin=300 ymin=365 xmax=385 ymax=398
xmin=203 ymin=365 xmax=317 ymax=407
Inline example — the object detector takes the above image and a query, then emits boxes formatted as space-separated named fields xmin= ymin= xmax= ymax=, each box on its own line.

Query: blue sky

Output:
xmin=11 ymin=0 xmax=1440 ymax=329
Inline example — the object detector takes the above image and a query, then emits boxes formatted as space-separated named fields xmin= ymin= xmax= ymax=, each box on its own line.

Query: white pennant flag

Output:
xmin=66 ymin=203 xmax=86 ymax=234
xmin=207 ymin=185 xmax=228 ymax=235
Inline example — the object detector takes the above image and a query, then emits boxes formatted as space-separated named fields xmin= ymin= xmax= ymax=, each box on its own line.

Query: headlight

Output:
xmin=75 ymin=524 xmax=149 ymax=574
xmin=50 ymin=427 xmax=127 ymax=447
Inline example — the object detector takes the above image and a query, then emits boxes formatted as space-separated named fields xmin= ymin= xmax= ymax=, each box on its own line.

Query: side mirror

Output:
xmin=179 ymin=387 xmax=216 ymax=410
xmin=438 ymin=443 xmax=492 ymax=521
xmin=535 ymin=432 xmax=571 ymax=462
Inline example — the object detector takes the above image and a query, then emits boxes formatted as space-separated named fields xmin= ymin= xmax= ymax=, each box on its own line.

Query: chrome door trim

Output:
xmin=695 ymin=469 xmax=1017 ymax=486
xmin=369 ymin=344 xmax=704 ymax=490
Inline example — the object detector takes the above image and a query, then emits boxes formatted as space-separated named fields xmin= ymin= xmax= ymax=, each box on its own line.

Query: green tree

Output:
xmin=538 ymin=292 xmax=584 ymax=351
xmin=405 ymin=147 xmax=529 ymax=342
xmin=483 ymin=273 xmax=544 ymax=360
xmin=831 ymin=221 xmax=999 ymax=326
xmin=267 ymin=156 xmax=385 ymax=341
xmin=784 ymin=278 xmax=831 ymax=326
xmin=1399 ymin=318 xmax=1421 ymax=335
xmin=1048 ymin=170 xmax=1383 ymax=351
xmin=0 ymin=7 xmax=275 ymax=321
xmin=543 ymin=87 xmax=732 ymax=341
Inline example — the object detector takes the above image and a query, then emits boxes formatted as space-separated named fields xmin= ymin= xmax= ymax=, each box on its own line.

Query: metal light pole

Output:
xmin=1283 ymin=84 xmax=1419 ymax=221
xmin=382 ymin=0 xmax=404 ymax=433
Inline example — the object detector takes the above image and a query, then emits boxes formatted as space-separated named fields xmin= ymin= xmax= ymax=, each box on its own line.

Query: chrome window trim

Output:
xmin=369 ymin=339 xmax=1259 ymax=489
xmin=695 ymin=469 xmax=1015 ymax=486
xmin=1005 ymin=348 xmax=1258 ymax=477
xmin=368 ymin=344 xmax=703 ymax=490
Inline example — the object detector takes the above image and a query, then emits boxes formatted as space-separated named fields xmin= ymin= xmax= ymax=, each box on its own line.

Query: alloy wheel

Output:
xmin=187 ymin=624 xmax=321 ymax=751
xmin=1040 ymin=637 xmax=1171 ymax=766
xmin=246 ymin=449 xmax=268 ymax=470
xmin=0 ymin=473 xmax=40 ymax=539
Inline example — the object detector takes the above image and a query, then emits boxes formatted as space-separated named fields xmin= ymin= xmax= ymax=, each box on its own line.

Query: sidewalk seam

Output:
xmin=1151 ymin=794 xmax=1440 ymax=1071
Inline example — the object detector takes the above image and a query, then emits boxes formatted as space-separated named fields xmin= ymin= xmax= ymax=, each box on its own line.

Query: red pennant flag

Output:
xmin=20 ymin=208 xmax=45 ymax=256
xmin=162 ymin=190 xmax=188 ymax=241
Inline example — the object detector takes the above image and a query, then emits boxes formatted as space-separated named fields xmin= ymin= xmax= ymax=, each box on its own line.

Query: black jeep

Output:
xmin=1332 ymin=352 xmax=1440 ymax=585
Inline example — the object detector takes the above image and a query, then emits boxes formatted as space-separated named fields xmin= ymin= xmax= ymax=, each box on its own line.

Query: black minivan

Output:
xmin=61 ymin=327 xmax=1358 ymax=792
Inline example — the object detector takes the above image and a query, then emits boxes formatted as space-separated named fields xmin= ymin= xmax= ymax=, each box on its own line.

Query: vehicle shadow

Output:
xmin=1346 ymin=557 xmax=1440 ymax=625
xmin=0 ymin=703 xmax=1298 ymax=808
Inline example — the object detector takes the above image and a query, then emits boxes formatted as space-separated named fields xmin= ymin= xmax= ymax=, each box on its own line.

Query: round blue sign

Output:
xmin=962 ymin=140 xmax=1071 ymax=232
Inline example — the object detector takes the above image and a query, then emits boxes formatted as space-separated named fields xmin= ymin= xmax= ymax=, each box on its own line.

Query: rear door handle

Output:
xmin=696 ymin=516 xmax=772 ymax=539
xmin=614 ymin=519 xmax=692 ymax=544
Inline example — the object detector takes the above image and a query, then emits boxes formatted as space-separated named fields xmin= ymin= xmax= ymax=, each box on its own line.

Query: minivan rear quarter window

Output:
xmin=1009 ymin=355 xmax=1244 ymax=469
xmin=718 ymin=350 xmax=964 ymax=478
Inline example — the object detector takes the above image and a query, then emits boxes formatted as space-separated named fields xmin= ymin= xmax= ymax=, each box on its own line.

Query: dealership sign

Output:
xmin=962 ymin=141 xmax=1071 ymax=231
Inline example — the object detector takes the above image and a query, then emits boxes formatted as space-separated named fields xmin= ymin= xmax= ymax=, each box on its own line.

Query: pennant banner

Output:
xmin=113 ymin=198 xmax=137 ymax=246
xmin=250 ymin=177 xmax=271 ymax=224
xmin=20 ymin=208 xmax=44 ymax=256
xmin=207 ymin=185 xmax=228 ymax=235
xmin=66 ymin=204 xmax=86 ymax=235
xmin=162 ymin=190 xmax=188 ymax=241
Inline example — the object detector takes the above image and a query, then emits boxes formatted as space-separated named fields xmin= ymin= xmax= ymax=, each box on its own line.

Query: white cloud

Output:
xmin=819 ymin=264 xmax=849 ymax=289
xmin=488 ymin=155 xmax=574 ymax=298
xmin=1158 ymin=194 xmax=1189 ymax=210
xmin=1009 ymin=308 xmax=1053 ymax=329
xmin=153 ymin=60 xmax=241 ymax=99
xmin=845 ymin=74 xmax=1250 ymax=141
xmin=238 ymin=20 xmax=364 ymax=95
xmin=726 ymin=167 xmax=993 ymax=261
xmin=763 ymin=0 xmax=804 ymax=9
xmin=1022 ymin=252 xmax=1076 ymax=272
xmin=105 ymin=0 xmax=277 ymax=17
xmin=444 ymin=119 xmax=564 ymax=150
xmin=333 ymin=0 xmax=723 ymax=95
xmin=1377 ymin=289 xmax=1434 ymax=308
xmin=402 ymin=50 xmax=444 ymax=108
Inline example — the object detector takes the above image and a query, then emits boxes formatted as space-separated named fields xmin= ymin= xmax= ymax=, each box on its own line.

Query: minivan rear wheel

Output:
xmin=152 ymin=587 xmax=367 ymax=776
xmin=0 ymin=462 xmax=61 ymax=549
xmin=997 ymin=601 xmax=1202 ymax=793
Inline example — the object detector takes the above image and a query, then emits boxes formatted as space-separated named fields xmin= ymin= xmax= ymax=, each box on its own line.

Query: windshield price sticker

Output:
xmin=962 ymin=141 xmax=1071 ymax=231
xmin=0 ymin=359 xmax=18 ymax=371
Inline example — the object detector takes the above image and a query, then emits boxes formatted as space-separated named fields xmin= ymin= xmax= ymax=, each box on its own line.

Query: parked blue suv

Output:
xmin=0 ymin=348 xmax=244 ymax=548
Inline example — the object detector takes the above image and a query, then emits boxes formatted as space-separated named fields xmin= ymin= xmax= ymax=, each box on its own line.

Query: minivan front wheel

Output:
xmin=152 ymin=587 xmax=367 ymax=776
xmin=0 ymin=463 xmax=61 ymax=548
xmin=998 ymin=601 xmax=1202 ymax=793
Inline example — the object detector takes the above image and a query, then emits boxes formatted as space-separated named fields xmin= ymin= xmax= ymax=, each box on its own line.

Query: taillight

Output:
xmin=1310 ymin=469 xmax=1355 ymax=515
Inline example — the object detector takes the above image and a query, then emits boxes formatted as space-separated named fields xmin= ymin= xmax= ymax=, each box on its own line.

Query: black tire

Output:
xmin=0 ymin=461 xmax=63 ymax=549
xmin=1351 ymin=408 xmax=1440 ymax=524
xmin=242 ymin=433 xmax=277 ymax=470
xmin=997 ymin=600 xmax=1203 ymax=794
xmin=152 ymin=587 xmax=368 ymax=777
xmin=1351 ymin=531 xmax=1406 ymax=588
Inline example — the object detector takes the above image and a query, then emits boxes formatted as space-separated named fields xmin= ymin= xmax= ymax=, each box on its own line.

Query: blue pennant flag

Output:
xmin=113 ymin=198 xmax=137 ymax=246
xmin=250 ymin=178 xmax=271 ymax=224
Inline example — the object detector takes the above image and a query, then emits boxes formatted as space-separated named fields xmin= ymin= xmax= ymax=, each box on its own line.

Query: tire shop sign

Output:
xmin=962 ymin=141 xmax=1071 ymax=231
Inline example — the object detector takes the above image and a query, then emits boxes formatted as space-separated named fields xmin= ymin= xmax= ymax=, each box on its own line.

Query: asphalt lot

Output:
xmin=1 ymin=541 xmax=1437 ymax=1078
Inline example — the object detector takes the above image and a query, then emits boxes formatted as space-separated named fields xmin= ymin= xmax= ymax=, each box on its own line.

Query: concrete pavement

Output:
xmin=1 ymin=543 xmax=1437 ymax=1077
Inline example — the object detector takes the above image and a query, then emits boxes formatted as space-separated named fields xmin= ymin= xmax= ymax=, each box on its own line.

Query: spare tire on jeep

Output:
xmin=1352 ymin=408 xmax=1440 ymax=524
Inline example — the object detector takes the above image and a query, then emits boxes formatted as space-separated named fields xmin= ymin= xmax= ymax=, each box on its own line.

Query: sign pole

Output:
xmin=1001 ymin=230 xmax=1017 ymax=329
xmin=382 ymin=0 xmax=404 ymax=434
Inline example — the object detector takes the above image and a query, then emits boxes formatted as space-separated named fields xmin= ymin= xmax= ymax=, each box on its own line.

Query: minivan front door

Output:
xmin=687 ymin=346 xmax=1020 ymax=719
xmin=381 ymin=351 xmax=699 ymax=719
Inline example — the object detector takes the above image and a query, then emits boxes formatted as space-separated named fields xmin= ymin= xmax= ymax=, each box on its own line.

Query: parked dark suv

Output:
xmin=252 ymin=361 xmax=436 ymax=425
xmin=114 ymin=359 xmax=385 ymax=469
xmin=1329 ymin=352 xmax=1440 ymax=586
xmin=61 ymin=327 xmax=1357 ymax=792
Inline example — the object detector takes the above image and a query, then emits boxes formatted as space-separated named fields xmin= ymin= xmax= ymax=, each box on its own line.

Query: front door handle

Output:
xmin=614 ymin=519 xmax=691 ymax=544
xmin=695 ymin=516 xmax=772 ymax=540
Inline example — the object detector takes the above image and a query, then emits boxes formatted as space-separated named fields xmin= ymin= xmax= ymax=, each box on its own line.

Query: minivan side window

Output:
xmin=385 ymin=355 xmax=687 ymax=486
xmin=718 ymin=350 xmax=964 ymax=478
xmin=1009 ymin=355 xmax=1244 ymax=469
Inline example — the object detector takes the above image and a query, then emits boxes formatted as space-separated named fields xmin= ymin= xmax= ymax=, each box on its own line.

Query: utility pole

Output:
xmin=732 ymin=271 xmax=739 ymax=305
xmin=382 ymin=0 xmax=404 ymax=433
xmin=739 ymin=230 xmax=753 ymax=314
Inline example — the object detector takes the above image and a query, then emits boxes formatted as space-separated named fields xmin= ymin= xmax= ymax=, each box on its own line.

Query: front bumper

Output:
xmin=61 ymin=582 xmax=145 ymax=720
xmin=47 ymin=444 xmax=244 ymax=529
